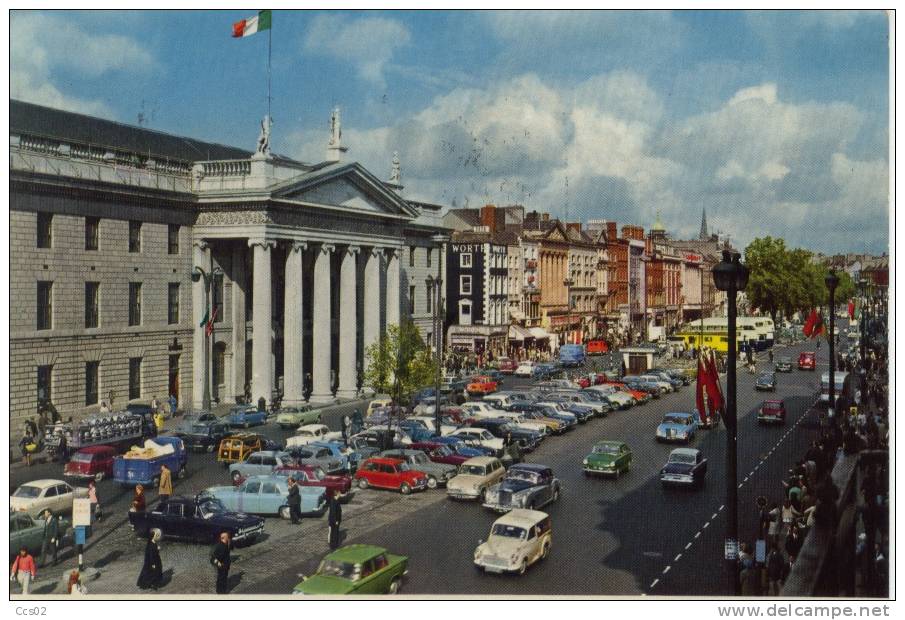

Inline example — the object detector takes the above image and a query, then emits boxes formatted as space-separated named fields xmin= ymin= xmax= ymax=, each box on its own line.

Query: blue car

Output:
xmin=309 ymin=440 xmax=355 ymax=472
xmin=429 ymin=435 xmax=492 ymax=458
xmin=656 ymin=412 xmax=701 ymax=444
xmin=229 ymin=405 xmax=267 ymax=428
xmin=203 ymin=475 xmax=326 ymax=519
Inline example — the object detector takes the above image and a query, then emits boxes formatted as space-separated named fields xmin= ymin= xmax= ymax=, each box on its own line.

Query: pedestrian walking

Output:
xmin=766 ymin=543 xmax=785 ymax=596
xmin=158 ymin=464 xmax=173 ymax=503
xmin=10 ymin=548 xmax=36 ymax=595
xmin=287 ymin=478 xmax=302 ymax=524
xmin=56 ymin=433 xmax=68 ymax=464
xmin=131 ymin=484 xmax=147 ymax=514
xmin=341 ymin=415 xmax=350 ymax=444
xmin=18 ymin=432 xmax=35 ymax=467
xmin=136 ymin=529 xmax=163 ymax=591
xmin=40 ymin=509 xmax=59 ymax=567
xmin=327 ymin=491 xmax=342 ymax=550
xmin=87 ymin=480 xmax=101 ymax=521
xmin=257 ymin=396 xmax=266 ymax=412
xmin=168 ymin=394 xmax=178 ymax=417
xmin=210 ymin=532 xmax=231 ymax=594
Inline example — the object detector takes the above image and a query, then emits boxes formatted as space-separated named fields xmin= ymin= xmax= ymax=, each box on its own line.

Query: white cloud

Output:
xmin=727 ymin=83 xmax=778 ymax=106
xmin=303 ymin=14 xmax=411 ymax=86
xmin=10 ymin=12 xmax=156 ymax=116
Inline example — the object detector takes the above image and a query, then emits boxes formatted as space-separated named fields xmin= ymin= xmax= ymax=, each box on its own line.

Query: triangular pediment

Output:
xmin=271 ymin=162 xmax=418 ymax=218
xmin=543 ymin=221 xmax=569 ymax=242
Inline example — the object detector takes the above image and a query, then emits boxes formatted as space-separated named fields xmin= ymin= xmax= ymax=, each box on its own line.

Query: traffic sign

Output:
xmin=724 ymin=539 xmax=738 ymax=560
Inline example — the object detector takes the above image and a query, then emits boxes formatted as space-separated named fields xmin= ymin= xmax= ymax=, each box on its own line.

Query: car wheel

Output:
xmin=518 ymin=559 xmax=528 ymax=575
xmin=358 ymin=478 xmax=369 ymax=490
xmin=399 ymin=482 xmax=412 ymax=495
xmin=426 ymin=476 xmax=438 ymax=490
xmin=94 ymin=472 xmax=105 ymax=482
xmin=388 ymin=577 xmax=402 ymax=594
xmin=232 ymin=471 xmax=242 ymax=483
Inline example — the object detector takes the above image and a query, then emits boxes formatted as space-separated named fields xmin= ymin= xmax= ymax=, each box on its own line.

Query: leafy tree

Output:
xmin=363 ymin=320 xmax=438 ymax=407
xmin=743 ymin=236 xmax=789 ymax=324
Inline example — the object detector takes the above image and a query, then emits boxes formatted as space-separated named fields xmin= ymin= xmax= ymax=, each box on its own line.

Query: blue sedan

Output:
xmin=309 ymin=440 xmax=355 ymax=472
xmin=204 ymin=475 xmax=326 ymax=519
xmin=229 ymin=405 xmax=268 ymax=428
xmin=656 ymin=412 xmax=700 ymax=444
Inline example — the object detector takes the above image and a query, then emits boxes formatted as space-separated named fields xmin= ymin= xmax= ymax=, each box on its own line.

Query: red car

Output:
xmin=496 ymin=358 xmax=518 ymax=374
xmin=466 ymin=376 xmax=498 ymax=397
xmin=798 ymin=351 xmax=816 ymax=370
xmin=234 ymin=464 xmax=354 ymax=501
xmin=64 ymin=445 xmax=117 ymax=482
xmin=409 ymin=441 xmax=471 ymax=466
xmin=575 ymin=376 xmax=592 ymax=388
xmin=353 ymin=457 xmax=429 ymax=494
xmin=757 ymin=400 xmax=787 ymax=425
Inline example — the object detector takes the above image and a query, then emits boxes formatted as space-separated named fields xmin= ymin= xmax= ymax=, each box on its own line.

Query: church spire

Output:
xmin=699 ymin=207 xmax=709 ymax=240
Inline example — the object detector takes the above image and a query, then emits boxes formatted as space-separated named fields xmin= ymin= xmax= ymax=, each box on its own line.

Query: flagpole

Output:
xmin=267 ymin=22 xmax=272 ymax=121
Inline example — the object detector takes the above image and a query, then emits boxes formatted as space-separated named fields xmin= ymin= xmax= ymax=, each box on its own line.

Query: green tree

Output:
xmin=743 ymin=236 xmax=789 ymax=324
xmin=363 ymin=320 xmax=438 ymax=407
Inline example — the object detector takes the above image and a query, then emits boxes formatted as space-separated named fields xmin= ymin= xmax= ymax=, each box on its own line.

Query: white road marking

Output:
xmin=674 ymin=553 xmax=682 ymax=561
xmin=685 ymin=542 xmax=692 ymax=550
xmin=650 ymin=579 xmax=659 ymax=588
xmin=703 ymin=521 xmax=710 ymax=529
xmin=719 ymin=505 xmax=725 ymax=511
xmin=712 ymin=512 xmax=718 ymax=520
xmin=738 ymin=483 xmax=744 ymax=488
xmin=694 ymin=531 xmax=701 ymax=539
xmin=663 ymin=565 xmax=671 ymax=574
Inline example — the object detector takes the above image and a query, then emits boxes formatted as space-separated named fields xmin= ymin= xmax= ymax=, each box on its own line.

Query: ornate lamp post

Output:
xmin=428 ymin=233 xmax=449 ymax=436
xmin=825 ymin=271 xmax=839 ymax=422
xmin=192 ymin=265 xmax=223 ymax=412
xmin=712 ymin=249 xmax=749 ymax=596
xmin=858 ymin=279 xmax=868 ymax=396
xmin=563 ymin=277 xmax=575 ymax=345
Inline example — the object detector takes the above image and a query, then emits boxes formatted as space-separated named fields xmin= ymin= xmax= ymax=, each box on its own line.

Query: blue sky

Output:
xmin=10 ymin=9 xmax=890 ymax=254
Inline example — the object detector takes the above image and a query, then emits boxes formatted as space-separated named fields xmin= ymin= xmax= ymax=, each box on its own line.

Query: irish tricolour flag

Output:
xmin=232 ymin=10 xmax=271 ymax=38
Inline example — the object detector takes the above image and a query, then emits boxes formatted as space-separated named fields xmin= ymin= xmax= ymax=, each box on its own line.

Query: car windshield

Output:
xmin=491 ymin=524 xmax=528 ymax=540
xmin=663 ymin=415 xmax=689 ymax=425
xmin=198 ymin=498 xmax=227 ymax=518
xmin=779 ymin=357 xmax=791 ymax=363
xmin=758 ymin=374 xmax=773 ymax=381
xmin=593 ymin=444 xmax=621 ymax=455
xmin=318 ymin=559 xmax=361 ymax=581
xmin=460 ymin=465 xmax=486 ymax=476
xmin=668 ymin=453 xmax=697 ymax=465
xmin=71 ymin=452 xmax=95 ymax=463
xmin=13 ymin=485 xmax=42 ymax=498
xmin=396 ymin=462 xmax=411 ymax=472
xmin=411 ymin=454 xmax=428 ymax=464
xmin=506 ymin=469 xmax=540 ymax=484
xmin=433 ymin=446 xmax=452 ymax=457
xmin=191 ymin=424 xmax=209 ymax=433
xmin=763 ymin=403 xmax=782 ymax=412
xmin=312 ymin=468 xmax=327 ymax=480
xmin=296 ymin=450 xmax=314 ymax=459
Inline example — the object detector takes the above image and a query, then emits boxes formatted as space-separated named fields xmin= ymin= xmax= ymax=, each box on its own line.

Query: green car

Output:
xmin=293 ymin=545 xmax=408 ymax=595
xmin=9 ymin=512 xmax=70 ymax=561
xmin=276 ymin=405 xmax=323 ymax=430
xmin=583 ymin=441 xmax=633 ymax=477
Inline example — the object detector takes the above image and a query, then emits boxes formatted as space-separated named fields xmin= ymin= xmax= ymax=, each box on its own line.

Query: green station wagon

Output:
xmin=293 ymin=544 xmax=408 ymax=595
xmin=583 ymin=441 xmax=633 ymax=477
xmin=276 ymin=405 xmax=323 ymax=429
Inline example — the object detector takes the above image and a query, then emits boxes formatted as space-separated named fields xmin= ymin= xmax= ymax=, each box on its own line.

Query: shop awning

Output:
xmin=508 ymin=325 xmax=533 ymax=341
xmin=529 ymin=327 xmax=551 ymax=340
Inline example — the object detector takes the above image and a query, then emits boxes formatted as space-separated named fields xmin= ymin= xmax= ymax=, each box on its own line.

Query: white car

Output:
xmin=367 ymin=397 xmax=393 ymax=417
xmin=10 ymin=479 xmax=85 ymax=518
xmin=447 ymin=456 xmax=506 ymax=501
xmin=474 ymin=509 xmax=552 ymax=574
xmin=406 ymin=416 xmax=458 ymax=436
xmin=285 ymin=424 xmax=343 ymax=449
xmin=514 ymin=362 xmax=535 ymax=378
xmin=449 ymin=427 xmax=504 ymax=453
xmin=460 ymin=401 xmax=507 ymax=419
xmin=585 ymin=386 xmax=635 ymax=409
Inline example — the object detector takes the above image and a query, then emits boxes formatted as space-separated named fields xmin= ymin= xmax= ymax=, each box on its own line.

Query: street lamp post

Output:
xmin=712 ymin=249 xmax=749 ymax=596
xmin=825 ymin=271 xmax=839 ymax=422
xmin=192 ymin=265 xmax=222 ymax=412
xmin=564 ymin=277 xmax=575 ymax=344
xmin=429 ymin=233 xmax=449 ymax=436
xmin=858 ymin=279 xmax=868 ymax=396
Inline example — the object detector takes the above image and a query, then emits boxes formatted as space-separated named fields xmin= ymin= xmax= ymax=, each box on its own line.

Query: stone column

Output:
xmin=250 ymin=240 xmax=275 ymax=406
xmin=192 ymin=240 xmax=210 ymax=410
xmin=230 ymin=242 xmax=247 ymax=402
xmin=362 ymin=248 xmax=381 ymax=375
xmin=337 ymin=245 xmax=360 ymax=398
xmin=311 ymin=243 xmax=335 ymax=402
xmin=283 ymin=241 xmax=307 ymax=405
xmin=386 ymin=248 xmax=401 ymax=328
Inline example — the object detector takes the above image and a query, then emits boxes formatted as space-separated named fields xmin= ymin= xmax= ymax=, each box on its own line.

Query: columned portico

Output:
xmin=250 ymin=240 xmax=276 ymax=405
xmin=192 ymin=240 xmax=211 ymax=410
xmin=230 ymin=243 xmax=247 ymax=401
xmin=386 ymin=248 xmax=401 ymax=328
xmin=283 ymin=241 xmax=307 ymax=405
xmin=337 ymin=245 xmax=360 ymax=398
xmin=362 ymin=248 xmax=382 ymax=371
xmin=311 ymin=243 xmax=335 ymax=402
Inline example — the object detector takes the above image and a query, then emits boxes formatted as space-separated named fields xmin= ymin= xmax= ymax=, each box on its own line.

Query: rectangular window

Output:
xmin=85 ymin=281 xmax=99 ymax=328
xmin=85 ymin=217 xmax=99 ymax=251
xmin=167 ymin=224 xmax=179 ymax=255
xmin=37 ymin=281 xmax=53 ymax=330
xmin=85 ymin=361 xmax=99 ymax=406
xmin=410 ymin=246 xmax=416 ymax=267
xmin=37 ymin=212 xmax=53 ymax=248
xmin=426 ymin=248 xmax=433 ymax=268
xmin=37 ymin=365 xmax=52 ymax=404
xmin=168 ymin=283 xmax=180 ymax=324
xmin=460 ymin=253 xmax=472 ymax=268
xmin=426 ymin=283 xmax=433 ymax=313
xmin=460 ymin=275 xmax=472 ymax=295
xmin=128 ymin=221 xmax=141 ymax=253
xmin=212 ymin=273 xmax=224 ymax=323
xmin=129 ymin=282 xmax=142 ymax=326
xmin=129 ymin=357 xmax=142 ymax=400
xmin=409 ymin=285 xmax=416 ymax=315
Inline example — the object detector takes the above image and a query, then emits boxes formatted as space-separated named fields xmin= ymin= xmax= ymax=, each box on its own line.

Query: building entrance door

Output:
xmin=168 ymin=354 xmax=180 ymax=399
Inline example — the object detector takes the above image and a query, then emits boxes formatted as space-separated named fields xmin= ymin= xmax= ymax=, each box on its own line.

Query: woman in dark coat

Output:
xmin=327 ymin=492 xmax=342 ymax=550
xmin=136 ymin=529 xmax=163 ymax=590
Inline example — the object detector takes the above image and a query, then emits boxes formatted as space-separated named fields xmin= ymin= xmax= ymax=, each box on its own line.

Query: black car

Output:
xmin=130 ymin=495 xmax=264 ymax=545
xmin=774 ymin=356 xmax=793 ymax=372
xmin=468 ymin=418 xmax=541 ymax=452
xmin=482 ymin=463 xmax=561 ymax=512
xmin=178 ymin=420 xmax=232 ymax=452
xmin=755 ymin=372 xmax=777 ymax=392
xmin=659 ymin=448 xmax=708 ymax=488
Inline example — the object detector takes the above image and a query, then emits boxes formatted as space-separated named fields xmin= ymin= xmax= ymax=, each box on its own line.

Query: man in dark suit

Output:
xmin=210 ymin=532 xmax=232 ymax=594
xmin=327 ymin=491 xmax=342 ymax=550
xmin=287 ymin=478 xmax=302 ymax=524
